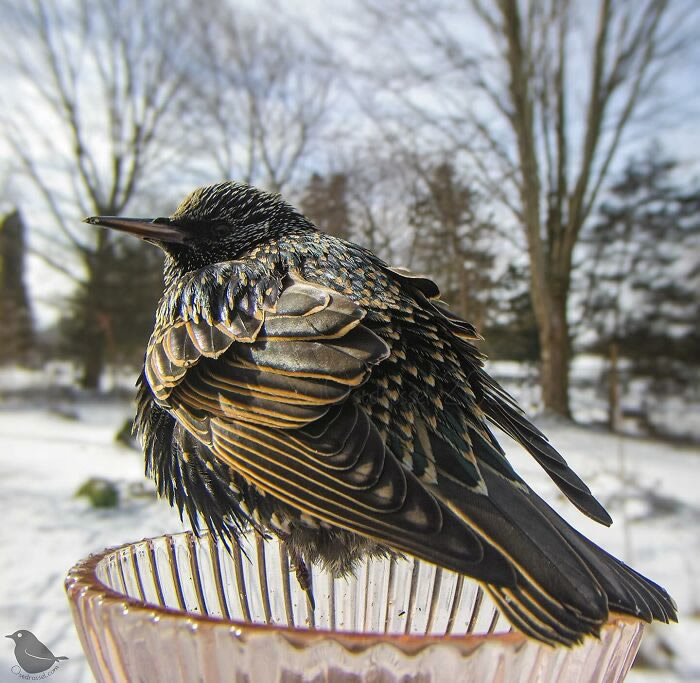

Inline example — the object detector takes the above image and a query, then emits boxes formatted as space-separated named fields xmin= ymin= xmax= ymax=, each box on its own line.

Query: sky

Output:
xmin=1 ymin=0 xmax=699 ymax=329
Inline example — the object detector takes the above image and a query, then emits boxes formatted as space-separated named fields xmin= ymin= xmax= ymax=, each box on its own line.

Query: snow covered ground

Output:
xmin=0 ymin=397 xmax=188 ymax=682
xmin=0 ymin=387 xmax=698 ymax=682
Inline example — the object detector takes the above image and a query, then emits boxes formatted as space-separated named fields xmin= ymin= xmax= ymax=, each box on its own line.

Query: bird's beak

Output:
xmin=5 ymin=634 xmax=12 ymax=638
xmin=83 ymin=216 xmax=191 ymax=244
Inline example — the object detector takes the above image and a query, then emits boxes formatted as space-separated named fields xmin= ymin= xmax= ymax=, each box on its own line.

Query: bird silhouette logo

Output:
xmin=5 ymin=630 xmax=68 ymax=675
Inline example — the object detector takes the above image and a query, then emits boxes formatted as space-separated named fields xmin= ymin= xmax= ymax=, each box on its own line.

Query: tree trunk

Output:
xmin=78 ymin=230 xmax=110 ymax=389
xmin=608 ymin=340 xmax=621 ymax=431
xmin=80 ymin=340 xmax=105 ymax=389
xmin=458 ymin=265 xmax=469 ymax=321
xmin=532 ymin=280 xmax=571 ymax=417
xmin=78 ymin=292 xmax=107 ymax=390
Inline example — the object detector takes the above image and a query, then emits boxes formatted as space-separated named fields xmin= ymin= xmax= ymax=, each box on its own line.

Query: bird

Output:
xmin=5 ymin=630 xmax=68 ymax=674
xmin=84 ymin=181 xmax=677 ymax=646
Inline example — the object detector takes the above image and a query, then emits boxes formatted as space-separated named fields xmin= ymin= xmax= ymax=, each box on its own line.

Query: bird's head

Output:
xmin=84 ymin=181 xmax=311 ymax=277
xmin=5 ymin=630 xmax=32 ymax=643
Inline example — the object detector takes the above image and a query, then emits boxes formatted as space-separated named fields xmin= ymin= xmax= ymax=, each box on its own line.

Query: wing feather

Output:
xmin=149 ymin=269 xmax=517 ymax=587
xmin=204 ymin=404 xmax=517 ymax=586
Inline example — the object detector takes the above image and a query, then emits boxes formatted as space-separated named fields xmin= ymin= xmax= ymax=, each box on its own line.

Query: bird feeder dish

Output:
xmin=66 ymin=531 xmax=645 ymax=683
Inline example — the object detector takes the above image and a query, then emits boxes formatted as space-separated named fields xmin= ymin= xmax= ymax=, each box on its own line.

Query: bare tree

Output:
xmin=351 ymin=0 xmax=697 ymax=415
xmin=343 ymin=143 xmax=419 ymax=263
xmin=0 ymin=0 xmax=192 ymax=386
xmin=185 ymin=1 xmax=337 ymax=193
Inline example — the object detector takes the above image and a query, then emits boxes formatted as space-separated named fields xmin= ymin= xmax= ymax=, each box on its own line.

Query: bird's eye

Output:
xmin=17 ymin=634 xmax=22 ymax=638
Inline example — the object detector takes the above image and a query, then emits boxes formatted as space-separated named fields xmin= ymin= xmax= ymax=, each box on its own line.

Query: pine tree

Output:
xmin=408 ymin=162 xmax=497 ymax=332
xmin=59 ymin=237 xmax=163 ymax=385
xmin=0 ymin=210 xmax=34 ymax=365
xmin=579 ymin=149 xmax=700 ymax=419
xmin=301 ymin=172 xmax=350 ymax=241
xmin=483 ymin=263 xmax=540 ymax=362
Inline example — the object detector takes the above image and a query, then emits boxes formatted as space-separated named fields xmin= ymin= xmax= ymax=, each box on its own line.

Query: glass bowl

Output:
xmin=65 ymin=531 xmax=644 ymax=682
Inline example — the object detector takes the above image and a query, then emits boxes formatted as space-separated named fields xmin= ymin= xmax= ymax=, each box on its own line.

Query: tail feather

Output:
xmin=434 ymin=475 xmax=610 ymax=645
xmin=489 ymin=587 xmax=591 ymax=646
xmin=480 ymin=394 xmax=613 ymax=526
xmin=473 ymin=381 xmax=676 ymax=626
xmin=529 ymin=493 xmax=677 ymax=624
xmin=433 ymin=455 xmax=676 ymax=646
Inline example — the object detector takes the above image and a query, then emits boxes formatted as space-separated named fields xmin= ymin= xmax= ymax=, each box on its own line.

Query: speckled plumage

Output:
xmin=87 ymin=181 xmax=676 ymax=646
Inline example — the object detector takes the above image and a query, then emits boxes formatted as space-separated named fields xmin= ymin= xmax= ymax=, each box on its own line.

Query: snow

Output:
xmin=0 ymin=391 xmax=698 ymax=682
xmin=0 ymin=398 xmax=188 ymax=682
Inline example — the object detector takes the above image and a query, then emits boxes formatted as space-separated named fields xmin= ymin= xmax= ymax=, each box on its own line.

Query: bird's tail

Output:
xmin=527 ymin=492 xmax=677 ymax=625
xmin=436 ymin=463 xmax=676 ymax=646
xmin=56 ymin=656 xmax=69 ymax=661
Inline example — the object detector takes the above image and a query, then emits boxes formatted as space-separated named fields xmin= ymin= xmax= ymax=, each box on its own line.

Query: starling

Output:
xmin=85 ymin=181 xmax=676 ymax=645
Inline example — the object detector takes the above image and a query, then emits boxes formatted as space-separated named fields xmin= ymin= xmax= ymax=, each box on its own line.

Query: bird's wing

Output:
xmin=386 ymin=263 xmax=612 ymax=526
xmin=146 ymin=269 xmax=516 ymax=585
xmin=23 ymin=646 xmax=54 ymax=662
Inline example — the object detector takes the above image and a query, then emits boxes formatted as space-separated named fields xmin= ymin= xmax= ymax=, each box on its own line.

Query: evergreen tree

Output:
xmin=408 ymin=162 xmax=497 ymax=332
xmin=301 ymin=173 xmax=350 ymax=241
xmin=0 ymin=210 xmax=33 ymax=364
xmin=579 ymin=149 xmax=700 ymax=411
xmin=59 ymin=238 xmax=163 ymax=384
xmin=483 ymin=263 xmax=540 ymax=362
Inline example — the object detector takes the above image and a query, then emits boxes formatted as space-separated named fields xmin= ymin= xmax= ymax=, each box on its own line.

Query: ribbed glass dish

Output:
xmin=66 ymin=531 xmax=644 ymax=682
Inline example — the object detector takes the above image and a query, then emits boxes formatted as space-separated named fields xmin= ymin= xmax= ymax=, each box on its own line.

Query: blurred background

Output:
xmin=0 ymin=1 xmax=698 ymax=681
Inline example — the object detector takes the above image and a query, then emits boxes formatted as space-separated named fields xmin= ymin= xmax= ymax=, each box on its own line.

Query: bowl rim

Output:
xmin=65 ymin=530 xmax=640 ymax=649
